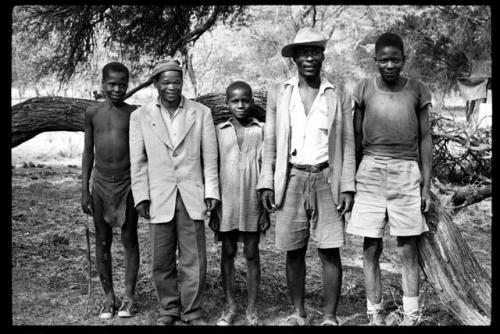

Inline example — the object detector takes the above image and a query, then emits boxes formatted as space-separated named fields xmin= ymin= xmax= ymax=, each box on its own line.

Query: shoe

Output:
xmin=399 ymin=311 xmax=420 ymax=326
xmin=367 ymin=309 xmax=386 ymax=326
xmin=157 ymin=315 xmax=179 ymax=326
xmin=246 ymin=312 xmax=259 ymax=326
xmin=185 ymin=317 xmax=207 ymax=325
xmin=117 ymin=299 xmax=137 ymax=318
xmin=99 ymin=301 xmax=116 ymax=319
xmin=284 ymin=312 xmax=309 ymax=326
xmin=320 ymin=316 xmax=340 ymax=326
xmin=216 ymin=310 xmax=237 ymax=326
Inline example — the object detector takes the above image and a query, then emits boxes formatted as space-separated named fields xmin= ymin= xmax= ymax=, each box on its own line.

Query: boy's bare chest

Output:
xmin=93 ymin=110 xmax=130 ymax=133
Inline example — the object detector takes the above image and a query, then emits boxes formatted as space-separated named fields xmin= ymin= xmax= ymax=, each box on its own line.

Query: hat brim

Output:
xmin=281 ymin=40 xmax=327 ymax=57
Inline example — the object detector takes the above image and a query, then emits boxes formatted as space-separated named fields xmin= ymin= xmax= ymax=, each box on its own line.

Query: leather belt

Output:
xmin=290 ymin=161 xmax=329 ymax=173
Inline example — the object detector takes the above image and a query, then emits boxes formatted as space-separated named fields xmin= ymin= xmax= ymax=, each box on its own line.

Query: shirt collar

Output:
xmin=285 ymin=76 xmax=335 ymax=94
xmin=156 ymin=95 xmax=185 ymax=110
xmin=219 ymin=116 xmax=262 ymax=129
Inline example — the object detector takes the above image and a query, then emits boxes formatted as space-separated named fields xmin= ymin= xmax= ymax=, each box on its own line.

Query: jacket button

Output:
xmin=172 ymin=152 xmax=178 ymax=157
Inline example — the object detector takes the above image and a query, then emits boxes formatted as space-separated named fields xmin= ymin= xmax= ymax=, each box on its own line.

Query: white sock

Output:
xmin=367 ymin=297 xmax=384 ymax=313
xmin=402 ymin=296 xmax=419 ymax=314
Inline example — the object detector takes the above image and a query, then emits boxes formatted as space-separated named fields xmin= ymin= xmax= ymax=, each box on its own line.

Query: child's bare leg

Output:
xmin=243 ymin=232 xmax=260 ymax=316
xmin=397 ymin=236 xmax=419 ymax=297
xmin=93 ymin=200 xmax=115 ymax=305
xmin=317 ymin=247 xmax=342 ymax=319
xmin=121 ymin=193 xmax=139 ymax=302
xmin=221 ymin=231 xmax=238 ymax=312
xmin=363 ymin=237 xmax=383 ymax=304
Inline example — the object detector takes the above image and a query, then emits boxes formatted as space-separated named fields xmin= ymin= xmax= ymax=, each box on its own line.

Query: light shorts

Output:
xmin=347 ymin=155 xmax=429 ymax=238
xmin=275 ymin=167 xmax=344 ymax=251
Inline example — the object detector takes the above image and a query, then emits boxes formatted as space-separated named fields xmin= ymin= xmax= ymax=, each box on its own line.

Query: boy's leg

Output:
xmin=363 ymin=237 xmax=385 ymax=325
xmin=220 ymin=231 xmax=238 ymax=314
xmin=363 ymin=237 xmax=383 ymax=304
xmin=118 ymin=192 xmax=140 ymax=316
xmin=317 ymin=247 xmax=342 ymax=320
xmin=397 ymin=235 xmax=420 ymax=324
xmin=243 ymin=232 xmax=260 ymax=316
xmin=286 ymin=245 xmax=307 ymax=319
xmin=92 ymin=194 xmax=115 ymax=314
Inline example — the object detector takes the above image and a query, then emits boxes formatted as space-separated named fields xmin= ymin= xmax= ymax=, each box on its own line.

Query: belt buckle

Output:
xmin=310 ymin=165 xmax=319 ymax=173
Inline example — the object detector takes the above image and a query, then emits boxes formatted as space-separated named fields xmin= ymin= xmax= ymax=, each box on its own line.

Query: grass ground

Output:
xmin=11 ymin=150 xmax=491 ymax=326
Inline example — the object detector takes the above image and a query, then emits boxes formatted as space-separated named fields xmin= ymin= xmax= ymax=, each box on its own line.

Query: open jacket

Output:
xmin=256 ymin=81 xmax=356 ymax=207
xmin=129 ymin=96 xmax=220 ymax=223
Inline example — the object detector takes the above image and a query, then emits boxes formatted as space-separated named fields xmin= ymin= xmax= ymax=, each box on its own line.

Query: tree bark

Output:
xmin=11 ymin=93 xmax=267 ymax=148
xmin=418 ymin=192 xmax=491 ymax=325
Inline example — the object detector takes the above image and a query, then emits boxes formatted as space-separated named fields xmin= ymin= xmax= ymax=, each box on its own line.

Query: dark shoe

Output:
xmin=99 ymin=301 xmax=116 ymax=320
xmin=117 ymin=298 xmax=137 ymax=318
xmin=157 ymin=315 xmax=179 ymax=326
xmin=185 ymin=317 xmax=207 ymax=325
xmin=367 ymin=309 xmax=386 ymax=326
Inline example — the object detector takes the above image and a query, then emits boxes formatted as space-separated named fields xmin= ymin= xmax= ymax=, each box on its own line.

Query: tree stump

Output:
xmin=418 ymin=192 xmax=491 ymax=325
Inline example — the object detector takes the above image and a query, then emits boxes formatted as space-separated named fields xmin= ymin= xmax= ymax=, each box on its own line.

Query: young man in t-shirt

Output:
xmin=346 ymin=32 xmax=432 ymax=326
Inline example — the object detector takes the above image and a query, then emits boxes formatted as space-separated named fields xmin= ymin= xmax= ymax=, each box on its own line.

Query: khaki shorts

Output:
xmin=275 ymin=167 xmax=344 ymax=251
xmin=347 ymin=155 xmax=428 ymax=238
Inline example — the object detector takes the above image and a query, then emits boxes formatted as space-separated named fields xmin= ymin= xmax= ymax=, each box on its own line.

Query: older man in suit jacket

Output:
xmin=257 ymin=27 xmax=355 ymax=326
xmin=129 ymin=58 xmax=219 ymax=326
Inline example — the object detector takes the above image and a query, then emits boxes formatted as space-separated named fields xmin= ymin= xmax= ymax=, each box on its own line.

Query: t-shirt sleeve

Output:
xmin=418 ymin=81 xmax=432 ymax=109
xmin=351 ymin=79 xmax=367 ymax=109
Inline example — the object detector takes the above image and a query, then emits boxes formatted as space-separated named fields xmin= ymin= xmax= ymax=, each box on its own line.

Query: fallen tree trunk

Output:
xmin=418 ymin=192 xmax=491 ymax=325
xmin=433 ymin=178 xmax=491 ymax=209
xmin=11 ymin=93 xmax=267 ymax=148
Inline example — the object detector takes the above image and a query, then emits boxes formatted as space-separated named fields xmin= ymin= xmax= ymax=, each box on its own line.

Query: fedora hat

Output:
xmin=281 ymin=27 xmax=328 ymax=57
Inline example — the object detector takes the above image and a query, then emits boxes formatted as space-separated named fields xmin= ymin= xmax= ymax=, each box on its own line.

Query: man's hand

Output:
xmin=81 ymin=191 xmax=93 ymax=215
xmin=205 ymin=198 xmax=220 ymax=214
xmin=258 ymin=211 xmax=271 ymax=232
xmin=208 ymin=211 xmax=220 ymax=232
xmin=136 ymin=201 xmax=150 ymax=219
xmin=421 ymin=186 xmax=431 ymax=213
xmin=337 ymin=192 xmax=354 ymax=216
xmin=260 ymin=189 xmax=276 ymax=213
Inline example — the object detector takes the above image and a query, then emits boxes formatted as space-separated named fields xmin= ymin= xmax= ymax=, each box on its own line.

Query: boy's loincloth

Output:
xmin=91 ymin=168 xmax=132 ymax=228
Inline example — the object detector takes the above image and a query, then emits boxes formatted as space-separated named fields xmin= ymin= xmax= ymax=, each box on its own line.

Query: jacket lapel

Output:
xmin=148 ymin=102 xmax=174 ymax=150
xmin=174 ymin=101 xmax=196 ymax=150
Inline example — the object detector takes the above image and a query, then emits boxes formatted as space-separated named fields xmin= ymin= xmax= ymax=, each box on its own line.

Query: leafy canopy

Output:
xmin=13 ymin=5 xmax=245 ymax=83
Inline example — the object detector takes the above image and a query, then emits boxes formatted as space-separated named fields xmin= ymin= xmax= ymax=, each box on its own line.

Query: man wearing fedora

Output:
xmin=257 ymin=27 xmax=355 ymax=326
xmin=129 ymin=58 xmax=220 ymax=325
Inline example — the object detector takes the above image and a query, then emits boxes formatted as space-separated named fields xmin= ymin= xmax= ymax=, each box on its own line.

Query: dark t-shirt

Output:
xmin=352 ymin=77 xmax=432 ymax=160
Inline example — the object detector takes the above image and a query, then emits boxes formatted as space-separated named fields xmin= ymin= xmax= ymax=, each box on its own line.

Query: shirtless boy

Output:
xmin=81 ymin=62 xmax=139 ymax=319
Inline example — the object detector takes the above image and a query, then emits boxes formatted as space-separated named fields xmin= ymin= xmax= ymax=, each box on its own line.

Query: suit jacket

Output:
xmin=129 ymin=96 xmax=220 ymax=223
xmin=256 ymin=80 xmax=356 ymax=206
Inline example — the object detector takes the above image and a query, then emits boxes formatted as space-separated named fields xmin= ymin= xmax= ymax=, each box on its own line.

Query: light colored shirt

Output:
xmin=158 ymin=96 xmax=185 ymax=147
xmin=215 ymin=117 xmax=265 ymax=232
xmin=288 ymin=76 xmax=334 ymax=165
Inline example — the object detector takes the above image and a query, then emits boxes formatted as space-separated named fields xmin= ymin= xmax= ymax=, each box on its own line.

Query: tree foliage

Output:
xmin=386 ymin=6 xmax=491 ymax=94
xmin=13 ymin=5 xmax=245 ymax=83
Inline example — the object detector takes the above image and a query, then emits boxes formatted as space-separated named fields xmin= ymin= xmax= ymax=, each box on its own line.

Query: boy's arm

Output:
xmin=129 ymin=109 xmax=151 ymax=208
xmin=353 ymin=102 xmax=364 ymax=169
xmin=81 ymin=107 xmax=94 ymax=215
xmin=418 ymin=104 xmax=433 ymax=213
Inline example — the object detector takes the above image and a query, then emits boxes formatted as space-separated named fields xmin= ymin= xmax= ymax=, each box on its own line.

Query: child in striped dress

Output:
xmin=210 ymin=81 xmax=270 ymax=326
